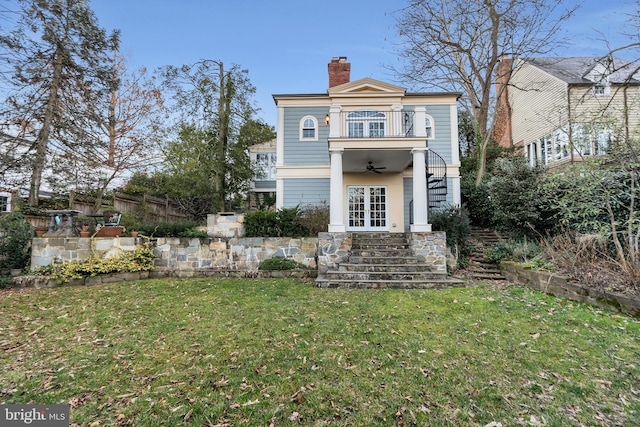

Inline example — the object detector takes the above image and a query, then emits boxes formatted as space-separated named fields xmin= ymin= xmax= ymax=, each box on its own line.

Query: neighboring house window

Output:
xmin=554 ymin=128 xmax=570 ymax=161
xmin=0 ymin=192 xmax=11 ymax=212
xmin=594 ymin=124 xmax=612 ymax=155
xmin=592 ymin=74 xmax=610 ymax=96
xmin=572 ymin=124 xmax=592 ymax=156
xmin=299 ymin=116 xmax=318 ymax=141
xmin=255 ymin=153 xmax=276 ymax=180
xmin=540 ymin=134 xmax=552 ymax=165
xmin=425 ymin=115 xmax=434 ymax=138
xmin=347 ymin=111 xmax=386 ymax=138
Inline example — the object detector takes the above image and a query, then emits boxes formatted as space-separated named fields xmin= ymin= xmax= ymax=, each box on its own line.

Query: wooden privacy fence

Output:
xmin=68 ymin=191 xmax=190 ymax=222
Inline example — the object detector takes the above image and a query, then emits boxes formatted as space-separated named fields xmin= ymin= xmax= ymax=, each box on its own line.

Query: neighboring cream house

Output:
xmin=267 ymin=57 xmax=462 ymax=233
xmin=248 ymin=138 xmax=277 ymax=209
xmin=497 ymin=56 xmax=640 ymax=166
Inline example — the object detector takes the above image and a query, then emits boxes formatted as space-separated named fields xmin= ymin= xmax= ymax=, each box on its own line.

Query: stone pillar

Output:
xmin=328 ymin=147 xmax=345 ymax=232
xmin=411 ymin=148 xmax=431 ymax=232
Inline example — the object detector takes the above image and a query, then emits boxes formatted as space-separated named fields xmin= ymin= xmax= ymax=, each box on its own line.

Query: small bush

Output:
xmin=430 ymin=204 xmax=471 ymax=256
xmin=521 ymin=257 xmax=554 ymax=271
xmin=299 ymin=202 xmax=329 ymax=237
xmin=258 ymin=257 xmax=307 ymax=271
xmin=31 ymin=243 xmax=156 ymax=283
xmin=0 ymin=212 xmax=33 ymax=271
xmin=484 ymin=238 xmax=542 ymax=264
xmin=136 ymin=221 xmax=203 ymax=237
xmin=461 ymin=174 xmax=496 ymax=228
xmin=244 ymin=207 xmax=308 ymax=237
xmin=0 ymin=275 xmax=11 ymax=289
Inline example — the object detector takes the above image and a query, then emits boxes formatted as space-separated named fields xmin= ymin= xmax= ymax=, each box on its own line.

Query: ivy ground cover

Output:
xmin=1 ymin=279 xmax=638 ymax=426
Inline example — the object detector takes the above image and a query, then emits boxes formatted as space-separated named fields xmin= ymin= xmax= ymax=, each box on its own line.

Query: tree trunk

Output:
xmin=28 ymin=47 xmax=64 ymax=205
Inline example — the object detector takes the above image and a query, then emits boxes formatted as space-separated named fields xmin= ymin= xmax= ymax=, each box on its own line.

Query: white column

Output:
xmin=328 ymin=147 xmax=345 ymax=232
xmin=411 ymin=147 xmax=431 ymax=232
xmin=414 ymin=106 xmax=427 ymax=138
xmin=451 ymin=175 xmax=461 ymax=207
xmin=449 ymin=104 xmax=460 ymax=166
xmin=276 ymin=105 xmax=285 ymax=209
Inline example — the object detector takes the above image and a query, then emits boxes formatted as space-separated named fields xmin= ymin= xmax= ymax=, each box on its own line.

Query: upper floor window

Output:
xmin=347 ymin=111 xmax=386 ymax=138
xmin=255 ymin=152 xmax=277 ymax=181
xmin=425 ymin=115 xmax=434 ymax=139
xmin=0 ymin=192 xmax=11 ymax=212
xmin=299 ymin=116 xmax=318 ymax=141
xmin=592 ymin=73 xmax=610 ymax=96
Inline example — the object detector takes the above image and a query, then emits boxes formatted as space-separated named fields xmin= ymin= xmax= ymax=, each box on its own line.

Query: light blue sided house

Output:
xmin=258 ymin=57 xmax=463 ymax=288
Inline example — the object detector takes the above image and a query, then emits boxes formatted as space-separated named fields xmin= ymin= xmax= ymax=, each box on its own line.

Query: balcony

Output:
xmin=330 ymin=110 xmax=419 ymax=139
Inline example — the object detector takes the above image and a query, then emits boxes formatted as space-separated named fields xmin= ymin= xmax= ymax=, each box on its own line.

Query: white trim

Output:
xmin=276 ymin=106 xmax=284 ymax=167
xmin=299 ymin=115 xmax=319 ymax=141
xmin=449 ymin=104 xmax=460 ymax=166
xmin=276 ymin=179 xmax=284 ymax=210
xmin=276 ymin=166 xmax=330 ymax=178
xmin=451 ymin=176 xmax=461 ymax=207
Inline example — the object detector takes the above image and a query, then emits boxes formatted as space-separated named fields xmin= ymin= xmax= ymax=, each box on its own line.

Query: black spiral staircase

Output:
xmin=409 ymin=150 xmax=448 ymax=224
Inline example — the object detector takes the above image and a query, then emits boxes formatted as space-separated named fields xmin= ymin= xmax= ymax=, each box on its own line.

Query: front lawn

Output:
xmin=1 ymin=279 xmax=638 ymax=426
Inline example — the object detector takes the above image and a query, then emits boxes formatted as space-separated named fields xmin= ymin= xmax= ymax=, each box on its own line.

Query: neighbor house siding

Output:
xmin=282 ymin=178 xmax=330 ymax=207
xmin=283 ymin=107 xmax=330 ymax=167
xmin=510 ymin=62 xmax=568 ymax=145
xmin=403 ymin=177 xmax=412 ymax=231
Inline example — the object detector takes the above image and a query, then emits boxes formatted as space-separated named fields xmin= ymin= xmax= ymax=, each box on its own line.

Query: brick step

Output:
xmin=466 ymin=266 xmax=503 ymax=275
xmin=352 ymin=232 xmax=408 ymax=240
xmin=351 ymin=243 xmax=411 ymax=250
xmin=466 ymin=272 xmax=506 ymax=280
xmin=315 ymin=277 xmax=466 ymax=289
xmin=350 ymin=249 xmax=413 ymax=258
xmin=468 ymin=260 xmax=499 ymax=268
xmin=348 ymin=256 xmax=420 ymax=265
xmin=338 ymin=263 xmax=437 ymax=273
xmin=326 ymin=270 xmax=444 ymax=281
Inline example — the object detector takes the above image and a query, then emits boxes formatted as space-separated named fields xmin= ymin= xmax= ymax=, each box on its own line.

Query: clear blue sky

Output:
xmin=8 ymin=0 xmax=639 ymax=127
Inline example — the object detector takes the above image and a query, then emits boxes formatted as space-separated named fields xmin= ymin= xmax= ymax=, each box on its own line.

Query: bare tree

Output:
xmin=0 ymin=0 xmax=118 ymax=205
xmin=394 ymin=0 xmax=578 ymax=185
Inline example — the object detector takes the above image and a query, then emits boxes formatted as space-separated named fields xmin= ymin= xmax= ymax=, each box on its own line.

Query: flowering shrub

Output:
xmin=32 ymin=243 xmax=155 ymax=283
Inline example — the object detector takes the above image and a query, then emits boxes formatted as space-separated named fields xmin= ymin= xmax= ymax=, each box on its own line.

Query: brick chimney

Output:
xmin=328 ymin=56 xmax=350 ymax=88
xmin=494 ymin=55 xmax=513 ymax=148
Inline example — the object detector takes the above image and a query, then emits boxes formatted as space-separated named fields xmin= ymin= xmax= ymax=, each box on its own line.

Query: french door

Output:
xmin=347 ymin=186 xmax=388 ymax=231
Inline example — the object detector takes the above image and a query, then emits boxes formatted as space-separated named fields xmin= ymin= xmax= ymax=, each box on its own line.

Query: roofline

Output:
xmin=272 ymin=91 xmax=463 ymax=104
xmin=406 ymin=92 xmax=463 ymax=99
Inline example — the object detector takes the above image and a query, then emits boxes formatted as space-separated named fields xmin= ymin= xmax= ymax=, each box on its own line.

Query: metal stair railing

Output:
xmin=409 ymin=150 xmax=448 ymax=225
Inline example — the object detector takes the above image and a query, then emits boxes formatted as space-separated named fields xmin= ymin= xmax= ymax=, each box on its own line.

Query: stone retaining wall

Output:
xmin=153 ymin=236 xmax=317 ymax=272
xmin=29 ymin=236 xmax=318 ymax=272
xmin=31 ymin=236 xmax=140 ymax=269
xmin=501 ymin=261 xmax=640 ymax=318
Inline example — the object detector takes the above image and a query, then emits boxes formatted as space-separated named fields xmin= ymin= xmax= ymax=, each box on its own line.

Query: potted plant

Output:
xmin=77 ymin=216 xmax=93 ymax=237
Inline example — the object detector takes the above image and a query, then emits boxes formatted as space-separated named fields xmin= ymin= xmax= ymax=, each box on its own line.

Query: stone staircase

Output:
xmin=316 ymin=232 xmax=465 ymax=289
xmin=463 ymin=226 xmax=507 ymax=281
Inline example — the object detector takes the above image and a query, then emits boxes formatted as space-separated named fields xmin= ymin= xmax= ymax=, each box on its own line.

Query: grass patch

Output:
xmin=1 ymin=279 xmax=639 ymax=426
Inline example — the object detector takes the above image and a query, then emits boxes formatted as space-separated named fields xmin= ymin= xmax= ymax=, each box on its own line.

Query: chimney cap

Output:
xmin=331 ymin=56 xmax=348 ymax=63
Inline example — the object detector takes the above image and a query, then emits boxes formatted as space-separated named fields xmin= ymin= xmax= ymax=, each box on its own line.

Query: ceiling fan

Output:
xmin=366 ymin=161 xmax=386 ymax=174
